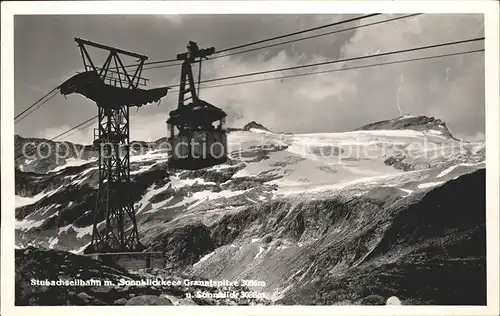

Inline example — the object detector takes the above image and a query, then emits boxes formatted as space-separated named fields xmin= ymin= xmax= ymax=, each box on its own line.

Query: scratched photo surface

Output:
xmin=14 ymin=13 xmax=486 ymax=306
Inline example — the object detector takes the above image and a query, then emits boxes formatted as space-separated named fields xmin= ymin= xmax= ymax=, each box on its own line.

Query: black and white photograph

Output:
xmin=1 ymin=1 xmax=499 ymax=315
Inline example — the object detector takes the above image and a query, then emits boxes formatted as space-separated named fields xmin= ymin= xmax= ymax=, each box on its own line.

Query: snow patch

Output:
xmin=293 ymin=129 xmax=427 ymax=139
xmin=48 ymin=236 xmax=59 ymax=249
xmin=255 ymin=246 xmax=266 ymax=259
xmin=69 ymin=167 xmax=98 ymax=186
xmin=57 ymin=223 xmax=92 ymax=238
xmin=399 ymin=188 xmax=414 ymax=197
xmin=417 ymin=181 xmax=445 ymax=189
xmin=71 ymin=242 xmax=91 ymax=254
xmin=437 ymin=165 xmax=459 ymax=178
xmin=437 ymin=161 xmax=485 ymax=178
xmin=15 ymin=185 xmax=64 ymax=208
xmin=298 ymin=264 xmax=313 ymax=282
xmin=50 ymin=158 xmax=94 ymax=173
xmin=386 ymin=296 xmax=402 ymax=305
xmin=398 ymin=115 xmax=416 ymax=120
xmin=168 ymin=189 xmax=248 ymax=210
xmin=249 ymin=128 xmax=273 ymax=134
xmin=135 ymin=185 xmax=169 ymax=215
xmin=130 ymin=152 xmax=168 ymax=163
xmin=73 ymin=225 xmax=93 ymax=239
xmin=145 ymin=196 xmax=174 ymax=214
xmin=425 ymin=129 xmax=444 ymax=136
xmin=16 ymin=212 xmax=59 ymax=231
xmin=169 ymin=176 xmax=216 ymax=188
xmin=59 ymin=224 xmax=73 ymax=234
xmin=193 ymin=251 xmax=216 ymax=267
xmin=461 ymin=161 xmax=485 ymax=167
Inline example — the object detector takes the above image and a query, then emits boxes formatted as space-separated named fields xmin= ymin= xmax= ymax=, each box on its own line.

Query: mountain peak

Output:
xmin=242 ymin=121 xmax=270 ymax=132
xmin=354 ymin=115 xmax=454 ymax=138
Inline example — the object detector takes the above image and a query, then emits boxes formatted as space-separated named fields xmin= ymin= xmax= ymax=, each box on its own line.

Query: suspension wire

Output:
xmin=126 ymin=13 xmax=383 ymax=69
xmin=173 ymin=37 xmax=485 ymax=86
xmin=14 ymin=87 xmax=59 ymax=123
xmin=27 ymin=43 xmax=484 ymax=151
xmin=169 ymin=49 xmax=484 ymax=92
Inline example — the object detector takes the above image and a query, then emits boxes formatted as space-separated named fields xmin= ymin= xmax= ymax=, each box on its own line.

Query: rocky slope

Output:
xmin=354 ymin=115 xmax=455 ymax=139
xmin=242 ymin=121 xmax=271 ymax=132
xmin=14 ymin=116 xmax=486 ymax=305
xmin=277 ymin=169 xmax=486 ymax=305
xmin=16 ymin=247 xmax=269 ymax=306
xmin=227 ymin=121 xmax=271 ymax=133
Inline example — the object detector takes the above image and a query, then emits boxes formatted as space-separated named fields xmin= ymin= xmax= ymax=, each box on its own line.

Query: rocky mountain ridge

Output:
xmin=14 ymin=115 xmax=462 ymax=174
xmin=354 ymin=115 xmax=455 ymax=139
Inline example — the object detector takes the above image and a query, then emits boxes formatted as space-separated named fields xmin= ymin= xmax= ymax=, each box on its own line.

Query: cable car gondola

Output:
xmin=166 ymin=41 xmax=228 ymax=170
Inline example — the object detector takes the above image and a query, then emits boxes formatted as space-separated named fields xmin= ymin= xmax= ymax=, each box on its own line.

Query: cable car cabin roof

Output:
xmin=59 ymin=71 xmax=169 ymax=109
xmin=167 ymin=100 xmax=227 ymax=126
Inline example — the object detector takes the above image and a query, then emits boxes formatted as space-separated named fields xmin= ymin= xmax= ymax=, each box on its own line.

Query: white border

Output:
xmin=1 ymin=1 xmax=499 ymax=316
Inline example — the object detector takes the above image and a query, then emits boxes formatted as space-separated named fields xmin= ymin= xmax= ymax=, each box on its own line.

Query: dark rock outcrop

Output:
xmin=242 ymin=121 xmax=270 ymax=132
xmin=150 ymin=224 xmax=217 ymax=270
xmin=354 ymin=115 xmax=454 ymax=139
xmin=15 ymin=247 xmax=271 ymax=306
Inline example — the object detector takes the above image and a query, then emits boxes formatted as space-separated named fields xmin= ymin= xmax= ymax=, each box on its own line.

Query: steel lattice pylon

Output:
xmin=73 ymin=37 xmax=149 ymax=253
xmin=91 ymin=105 xmax=142 ymax=252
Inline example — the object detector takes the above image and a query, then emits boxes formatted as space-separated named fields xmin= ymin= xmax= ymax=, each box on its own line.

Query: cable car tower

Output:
xmin=167 ymin=41 xmax=228 ymax=170
xmin=59 ymin=38 xmax=169 ymax=254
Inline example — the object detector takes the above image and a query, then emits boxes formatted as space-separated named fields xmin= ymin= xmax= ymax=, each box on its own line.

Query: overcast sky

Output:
xmin=14 ymin=14 xmax=485 ymax=144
